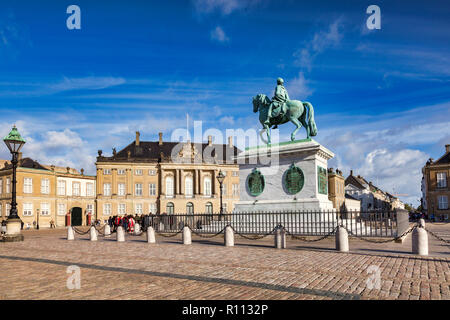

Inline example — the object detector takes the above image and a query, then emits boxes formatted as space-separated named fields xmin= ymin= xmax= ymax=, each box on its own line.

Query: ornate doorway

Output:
xmin=71 ymin=207 xmax=82 ymax=226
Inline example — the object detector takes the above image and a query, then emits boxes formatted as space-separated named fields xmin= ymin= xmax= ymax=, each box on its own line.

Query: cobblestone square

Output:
xmin=0 ymin=223 xmax=449 ymax=300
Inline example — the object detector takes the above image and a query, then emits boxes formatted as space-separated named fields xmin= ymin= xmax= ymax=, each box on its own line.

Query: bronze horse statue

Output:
xmin=252 ymin=94 xmax=317 ymax=144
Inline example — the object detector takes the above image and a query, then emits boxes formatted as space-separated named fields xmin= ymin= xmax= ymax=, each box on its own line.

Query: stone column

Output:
xmin=224 ymin=225 xmax=234 ymax=247
xmin=112 ymin=168 xmax=117 ymax=195
xmin=412 ymin=226 xmax=428 ymax=256
xmin=160 ymin=169 xmax=165 ymax=196
xmin=335 ymin=226 xmax=349 ymax=252
xmin=67 ymin=226 xmax=74 ymax=240
xmin=90 ymin=226 xmax=98 ymax=241
xmin=126 ymin=169 xmax=132 ymax=196
xmin=96 ymin=168 xmax=102 ymax=195
xmin=147 ymin=226 xmax=156 ymax=243
xmin=199 ymin=170 xmax=203 ymax=195
xmin=180 ymin=170 xmax=184 ymax=195
xmin=182 ymin=226 xmax=191 ymax=245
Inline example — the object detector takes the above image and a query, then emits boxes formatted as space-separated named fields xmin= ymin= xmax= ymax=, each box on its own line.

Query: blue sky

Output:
xmin=0 ymin=0 xmax=449 ymax=205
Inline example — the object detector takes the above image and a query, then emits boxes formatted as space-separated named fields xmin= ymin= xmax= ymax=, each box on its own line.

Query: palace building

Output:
xmin=422 ymin=144 xmax=450 ymax=221
xmin=95 ymin=132 xmax=241 ymax=222
xmin=0 ymin=156 xmax=96 ymax=228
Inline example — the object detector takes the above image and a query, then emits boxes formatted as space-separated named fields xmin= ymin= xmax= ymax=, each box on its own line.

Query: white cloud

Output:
xmin=193 ymin=0 xmax=262 ymax=15
xmin=294 ymin=17 xmax=344 ymax=71
xmin=49 ymin=76 xmax=126 ymax=92
xmin=286 ymin=72 xmax=313 ymax=99
xmin=210 ymin=26 xmax=229 ymax=43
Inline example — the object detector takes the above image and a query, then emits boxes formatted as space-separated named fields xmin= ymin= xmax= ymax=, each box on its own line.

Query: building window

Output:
xmin=166 ymin=202 xmax=174 ymax=214
xmin=6 ymin=178 xmax=11 ymax=194
xmin=437 ymin=172 xmax=447 ymax=188
xmin=0 ymin=204 xmax=2 ymax=217
xmin=438 ymin=196 xmax=448 ymax=210
xmin=204 ymin=177 xmax=212 ymax=196
xmin=103 ymin=203 xmax=112 ymax=216
xmin=41 ymin=179 xmax=50 ymax=194
xmin=103 ymin=183 xmax=111 ymax=196
xmin=149 ymin=183 xmax=156 ymax=196
xmin=185 ymin=176 xmax=193 ymax=197
xmin=232 ymin=171 xmax=239 ymax=177
xmin=0 ymin=179 xmax=3 ymax=194
xmin=222 ymin=184 xmax=227 ymax=196
xmin=135 ymin=203 xmax=143 ymax=215
xmin=103 ymin=169 xmax=111 ymax=175
xmin=23 ymin=203 xmax=33 ymax=216
xmin=118 ymin=183 xmax=126 ymax=196
xmin=205 ymin=202 xmax=213 ymax=214
xmin=6 ymin=204 xmax=10 ymax=216
xmin=118 ymin=203 xmax=126 ymax=215
xmin=186 ymin=202 xmax=194 ymax=214
xmin=57 ymin=204 xmax=66 ymax=216
xmin=149 ymin=203 xmax=157 ymax=214
xmin=232 ymin=183 xmax=239 ymax=196
xmin=135 ymin=169 xmax=143 ymax=176
xmin=135 ymin=183 xmax=143 ymax=196
xmin=118 ymin=169 xmax=126 ymax=175
xmin=165 ymin=176 xmax=174 ymax=197
xmin=223 ymin=203 xmax=228 ymax=213
xmin=86 ymin=183 xmax=94 ymax=197
xmin=73 ymin=182 xmax=80 ymax=196
xmin=24 ymin=178 xmax=33 ymax=194
xmin=87 ymin=204 xmax=94 ymax=215
xmin=148 ymin=170 xmax=156 ymax=176
xmin=57 ymin=180 xmax=66 ymax=196
xmin=41 ymin=203 xmax=50 ymax=216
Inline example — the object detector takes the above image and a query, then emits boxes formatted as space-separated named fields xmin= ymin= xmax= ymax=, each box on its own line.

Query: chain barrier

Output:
xmin=94 ymin=224 xmax=107 ymax=236
xmin=229 ymin=224 xmax=280 ymax=240
xmin=156 ymin=227 xmax=184 ymax=238
xmin=341 ymin=224 xmax=418 ymax=244
xmin=284 ymin=226 xmax=338 ymax=242
xmin=72 ymin=226 xmax=90 ymax=235
xmin=128 ymin=230 xmax=145 ymax=237
xmin=187 ymin=225 xmax=227 ymax=238
xmin=424 ymin=227 xmax=450 ymax=244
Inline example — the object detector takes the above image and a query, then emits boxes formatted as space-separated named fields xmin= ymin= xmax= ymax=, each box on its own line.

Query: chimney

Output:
xmin=81 ymin=168 xmax=84 ymax=175
xmin=350 ymin=170 xmax=353 ymax=176
xmin=446 ymin=144 xmax=450 ymax=153
xmin=228 ymin=136 xmax=233 ymax=147
xmin=136 ymin=131 xmax=140 ymax=146
xmin=159 ymin=132 xmax=163 ymax=145
xmin=66 ymin=167 xmax=70 ymax=173
xmin=208 ymin=135 xmax=212 ymax=146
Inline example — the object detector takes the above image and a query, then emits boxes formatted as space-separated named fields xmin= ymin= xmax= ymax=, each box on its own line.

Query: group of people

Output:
xmin=107 ymin=215 xmax=137 ymax=233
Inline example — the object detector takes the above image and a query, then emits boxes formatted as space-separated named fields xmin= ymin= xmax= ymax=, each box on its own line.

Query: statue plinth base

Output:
xmin=1 ymin=218 xmax=24 ymax=242
xmin=233 ymin=138 xmax=335 ymax=212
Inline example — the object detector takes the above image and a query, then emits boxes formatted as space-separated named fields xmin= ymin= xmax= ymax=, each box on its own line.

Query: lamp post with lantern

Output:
xmin=216 ymin=170 xmax=225 ymax=220
xmin=2 ymin=125 xmax=26 ymax=242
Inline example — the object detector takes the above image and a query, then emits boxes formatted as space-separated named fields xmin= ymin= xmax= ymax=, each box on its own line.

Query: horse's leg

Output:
xmin=289 ymin=116 xmax=302 ymax=141
xmin=300 ymin=117 xmax=309 ymax=139
xmin=265 ymin=123 xmax=271 ymax=144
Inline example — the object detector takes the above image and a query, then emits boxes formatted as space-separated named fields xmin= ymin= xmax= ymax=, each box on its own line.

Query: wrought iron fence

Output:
xmin=146 ymin=209 xmax=408 ymax=238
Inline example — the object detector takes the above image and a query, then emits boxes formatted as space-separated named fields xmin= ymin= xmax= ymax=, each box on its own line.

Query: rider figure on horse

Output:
xmin=265 ymin=77 xmax=290 ymax=129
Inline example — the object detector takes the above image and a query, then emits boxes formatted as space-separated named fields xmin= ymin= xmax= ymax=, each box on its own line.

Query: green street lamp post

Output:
xmin=216 ymin=170 xmax=225 ymax=220
xmin=2 ymin=125 xmax=26 ymax=242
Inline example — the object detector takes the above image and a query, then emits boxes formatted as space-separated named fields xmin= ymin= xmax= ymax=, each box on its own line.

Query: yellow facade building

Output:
xmin=0 ymin=156 xmax=96 ymax=228
xmin=422 ymin=144 xmax=450 ymax=221
xmin=95 ymin=132 xmax=241 ymax=222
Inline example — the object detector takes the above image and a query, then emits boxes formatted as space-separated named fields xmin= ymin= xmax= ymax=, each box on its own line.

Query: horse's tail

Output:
xmin=303 ymin=102 xmax=317 ymax=136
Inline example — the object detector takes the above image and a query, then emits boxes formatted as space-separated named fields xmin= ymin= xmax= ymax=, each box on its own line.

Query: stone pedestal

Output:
xmin=1 ymin=219 xmax=24 ymax=242
xmin=234 ymin=138 xmax=334 ymax=212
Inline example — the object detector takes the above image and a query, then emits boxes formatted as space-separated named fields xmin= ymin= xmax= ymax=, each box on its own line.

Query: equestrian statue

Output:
xmin=252 ymin=77 xmax=317 ymax=144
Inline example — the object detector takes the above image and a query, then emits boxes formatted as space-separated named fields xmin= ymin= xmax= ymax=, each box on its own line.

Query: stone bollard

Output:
xmin=116 ymin=226 xmax=125 ymax=242
xmin=274 ymin=227 xmax=286 ymax=249
xmin=147 ymin=227 xmax=156 ymax=244
xmin=67 ymin=226 xmax=74 ymax=241
xmin=419 ymin=218 xmax=426 ymax=228
xmin=412 ymin=226 xmax=428 ymax=256
xmin=224 ymin=225 xmax=234 ymax=247
xmin=335 ymin=226 xmax=349 ymax=252
xmin=182 ymin=226 xmax=191 ymax=245
xmin=90 ymin=226 xmax=98 ymax=241
xmin=104 ymin=224 xmax=111 ymax=237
